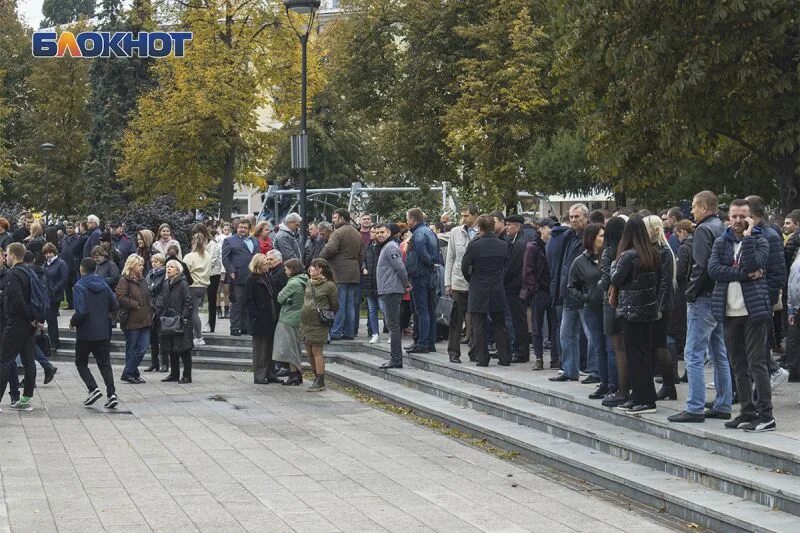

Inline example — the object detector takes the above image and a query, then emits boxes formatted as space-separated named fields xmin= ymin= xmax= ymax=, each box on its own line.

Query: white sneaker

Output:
xmin=706 ymin=382 xmax=715 ymax=389
xmin=770 ymin=367 xmax=789 ymax=391
xmin=369 ymin=334 xmax=380 ymax=344
xmin=194 ymin=337 xmax=206 ymax=347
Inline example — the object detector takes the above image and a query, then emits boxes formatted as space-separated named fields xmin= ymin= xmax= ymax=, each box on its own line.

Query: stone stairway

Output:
xmin=53 ymin=328 xmax=800 ymax=532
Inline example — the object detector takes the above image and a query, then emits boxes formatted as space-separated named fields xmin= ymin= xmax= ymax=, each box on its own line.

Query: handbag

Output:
xmin=311 ymin=282 xmax=335 ymax=327
xmin=436 ymin=296 xmax=454 ymax=326
xmin=159 ymin=310 xmax=184 ymax=336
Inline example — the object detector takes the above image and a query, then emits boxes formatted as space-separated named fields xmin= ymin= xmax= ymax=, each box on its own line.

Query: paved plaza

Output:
xmin=0 ymin=363 xmax=681 ymax=533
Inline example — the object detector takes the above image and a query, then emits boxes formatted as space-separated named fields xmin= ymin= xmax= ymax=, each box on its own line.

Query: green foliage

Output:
xmin=41 ymin=0 xmax=95 ymax=26
xmin=553 ymin=0 xmax=799 ymax=209
xmin=83 ymin=0 xmax=155 ymax=215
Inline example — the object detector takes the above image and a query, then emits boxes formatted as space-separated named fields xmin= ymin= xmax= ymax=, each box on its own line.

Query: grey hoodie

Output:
xmin=273 ymin=223 xmax=301 ymax=261
xmin=377 ymin=239 xmax=409 ymax=295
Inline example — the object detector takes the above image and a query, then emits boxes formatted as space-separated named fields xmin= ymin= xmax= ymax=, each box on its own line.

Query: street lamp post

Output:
xmin=284 ymin=0 xmax=320 ymax=253
xmin=40 ymin=142 xmax=55 ymax=224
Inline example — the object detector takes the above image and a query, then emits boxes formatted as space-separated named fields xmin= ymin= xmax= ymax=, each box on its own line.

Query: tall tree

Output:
xmin=11 ymin=23 xmax=91 ymax=215
xmin=83 ymin=0 xmax=154 ymax=216
xmin=443 ymin=0 xmax=550 ymax=208
xmin=41 ymin=0 xmax=95 ymax=26
xmin=554 ymin=0 xmax=799 ymax=209
xmin=120 ymin=0 xmax=293 ymax=219
xmin=0 ymin=0 xmax=32 ymax=191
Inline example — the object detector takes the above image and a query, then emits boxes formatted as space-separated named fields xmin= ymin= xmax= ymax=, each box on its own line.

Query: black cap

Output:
xmin=505 ymin=214 xmax=524 ymax=225
xmin=535 ymin=218 xmax=556 ymax=228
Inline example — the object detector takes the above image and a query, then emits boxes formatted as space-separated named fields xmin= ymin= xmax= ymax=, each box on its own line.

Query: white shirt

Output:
xmin=726 ymin=241 xmax=747 ymax=317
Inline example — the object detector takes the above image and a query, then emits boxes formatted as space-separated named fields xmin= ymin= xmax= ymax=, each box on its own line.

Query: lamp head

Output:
xmin=284 ymin=0 xmax=321 ymax=14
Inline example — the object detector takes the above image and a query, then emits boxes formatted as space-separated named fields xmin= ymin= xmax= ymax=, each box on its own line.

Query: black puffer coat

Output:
xmin=158 ymin=273 xmax=194 ymax=353
xmin=361 ymin=241 xmax=379 ymax=297
xmin=567 ymin=251 xmax=604 ymax=311
xmin=611 ymin=249 xmax=660 ymax=322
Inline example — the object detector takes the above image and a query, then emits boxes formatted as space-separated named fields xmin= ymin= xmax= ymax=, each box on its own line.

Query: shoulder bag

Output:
xmin=311 ymin=282 xmax=335 ymax=327
xmin=160 ymin=310 xmax=184 ymax=336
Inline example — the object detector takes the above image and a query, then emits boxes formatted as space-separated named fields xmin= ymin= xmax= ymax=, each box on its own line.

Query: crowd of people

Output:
xmin=0 ymin=191 xmax=798 ymax=432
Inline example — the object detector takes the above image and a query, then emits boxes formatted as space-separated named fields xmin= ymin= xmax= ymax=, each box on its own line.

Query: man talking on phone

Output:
xmin=706 ymin=199 xmax=776 ymax=432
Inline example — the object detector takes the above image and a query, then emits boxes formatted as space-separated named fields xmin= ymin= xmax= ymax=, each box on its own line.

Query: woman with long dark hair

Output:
xmin=600 ymin=216 xmax=628 ymax=407
xmin=568 ymin=223 xmax=616 ymax=400
xmin=611 ymin=215 xmax=662 ymax=414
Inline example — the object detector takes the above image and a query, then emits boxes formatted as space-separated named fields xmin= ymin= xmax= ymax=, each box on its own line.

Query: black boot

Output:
xmin=306 ymin=374 xmax=326 ymax=392
xmin=144 ymin=349 xmax=159 ymax=372
xmin=179 ymin=351 xmax=192 ymax=383
xmin=216 ymin=306 xmax=222 ymax=319
xmin=656 ymin=385 xmax=678 ymax=401
xmin=282 ymin=371 xmax=303 ymax=386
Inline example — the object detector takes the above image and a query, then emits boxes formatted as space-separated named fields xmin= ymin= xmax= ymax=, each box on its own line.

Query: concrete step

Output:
xmin=333 ymin=351 xmax=800 ymax=517
xmin=324 ymin=341 xmax=800 ymax=476
xmin=49 ymin=352 xmax=253 ymax=372
xmin=57 ymin=337 xmax=252 ymax=360
xmin=56 ymin=328 xmax=253 ymax=348
xmin=325 ymin=361 xmax=800 ymax=533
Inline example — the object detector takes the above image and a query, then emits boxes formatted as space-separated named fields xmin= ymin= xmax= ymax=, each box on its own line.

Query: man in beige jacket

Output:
xmin=444 ymin=204 xmax=479 ymax=363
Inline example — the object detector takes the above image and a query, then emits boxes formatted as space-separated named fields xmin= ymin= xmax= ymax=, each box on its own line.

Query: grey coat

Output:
xmin=273 ymin=225 xmax=302 ymax=262
xmin=377 ymin=240 xmax=408 ymax=295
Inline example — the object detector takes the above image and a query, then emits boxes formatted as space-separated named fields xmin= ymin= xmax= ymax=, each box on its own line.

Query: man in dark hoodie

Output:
xmin=70 ymin=258 xmax=119 ymax=409
xmin=0 ymin=243 xmax=37 ymax=411
xmin=521 ymin=218 xmax=556 ymax=370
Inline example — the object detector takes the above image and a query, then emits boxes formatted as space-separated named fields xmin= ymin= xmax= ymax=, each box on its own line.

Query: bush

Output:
xmin=0 ymin=201 xmax=28 ymax=231
xmin=110 ymin=196 xmax=197 ymax=252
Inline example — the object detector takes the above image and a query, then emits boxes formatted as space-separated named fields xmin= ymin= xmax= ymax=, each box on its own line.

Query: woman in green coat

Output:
xmin=300 ymin=258 xmax=339 ymax=391
xmin=273 ymin=258 xmax=308 ymax=386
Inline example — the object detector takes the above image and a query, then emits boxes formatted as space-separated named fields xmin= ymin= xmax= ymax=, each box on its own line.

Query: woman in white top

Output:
xmin=152 ymin=223 xmax=182 ymax=258
xmin=183 ymin=233 xmax=213 ymax=345
xmin=215 ymin=221 xmax=232 ymax=319
xmin=192 ymin=223 xmax=223 ymax=332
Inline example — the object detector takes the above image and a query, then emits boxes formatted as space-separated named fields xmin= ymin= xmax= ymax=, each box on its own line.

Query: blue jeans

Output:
xmin=366 ymin=295 xmax=380 ymax=336
xmin=560 ymin=308 xmax=582 ymax=379
xmin=410 ymin=275 xmax=437 ymax=349
xmin=331 ymin=283 xmax=359 ymax=339
xmin=580 ymin=307 xmax=605 ymax=381
xmin=123 ymin=327 xmax=151 ymax=379
xmin=684 ymin=297 xmax=731 ymax=414
xmin=604 ymin=335 xmax=618 ymax=389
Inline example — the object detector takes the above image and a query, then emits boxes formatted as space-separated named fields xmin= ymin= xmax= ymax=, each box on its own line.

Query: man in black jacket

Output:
xmin=59 ymin=222 xmax=80 ymax=309
xmin=462 ymin=215 xmax=510 ymax=367
xmin=670 ymin=191 xmax=730 ymax=424
xmin=551 ymin=204 xmax=590 ymax=382
xmin=0 ymin=243 xmax=38 ymax=411
xmin=504 ymin=215 xmax=530 ymax=363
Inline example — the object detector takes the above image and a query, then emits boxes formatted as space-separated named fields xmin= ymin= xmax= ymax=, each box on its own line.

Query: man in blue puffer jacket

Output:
xmin=707 ymin=199 xmax=774 ymax=433
xmin=405 ymin=208 xmax=439 ymax=353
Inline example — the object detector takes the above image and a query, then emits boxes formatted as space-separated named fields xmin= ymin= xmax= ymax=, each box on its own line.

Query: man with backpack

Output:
xmin=0 ymin=243 xmax=40 ymax=411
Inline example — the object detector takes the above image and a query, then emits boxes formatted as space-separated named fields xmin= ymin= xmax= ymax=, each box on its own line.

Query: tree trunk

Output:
xmin=220 ymin=146 xmax=235 ymax=221
xmin=614 ymin=191 xmax=627 ymax=208
xmin=778 ymin=152 xmax=800 ymax=214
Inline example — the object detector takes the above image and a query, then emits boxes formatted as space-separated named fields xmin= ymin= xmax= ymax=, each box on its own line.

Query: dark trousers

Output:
xmin=410 ymin=275 xmax=437 ymax=349
xmin=725 ymin=316 xmax=772 ymax=419
xmin=623 ymin=319 xmax=657 ymax=406
xmin=447 ymin=290 xmax=473 ymax=360
xmin=471 ymin=311 xmax=510 ymax=365
xmin=207 ymin=275 xmax=220 ymax=333
xmin=252 ymin=333 xmax=275 ymax=381
xmin=786 ymin=318 xmax=800 ymax=372
xmin=532 ymin=293 xmax=558 ymax=361
xmin=65 ymin=269 xmax=76 ymax=308
xmin=506 ymin=290 xmax=530 ymax=359
xmin=45 ymin=303 xmax=60 ymax=350
xmin=0 ymin=328 xmax=36 ymax=399
xmin=149 ymin=318 xmax=163 ymax=368
xmin=169 ymin=350 xmax=192 ymax=380
xmin=75 ymin=339 xmax=115 ymax=397
xmin=381 ymin=293 xmax=403 ymax=365
xmin=400 ymin=300 xmax=412 ymax=330
xmin=231 ymin=284 xmax=249 ymax=333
